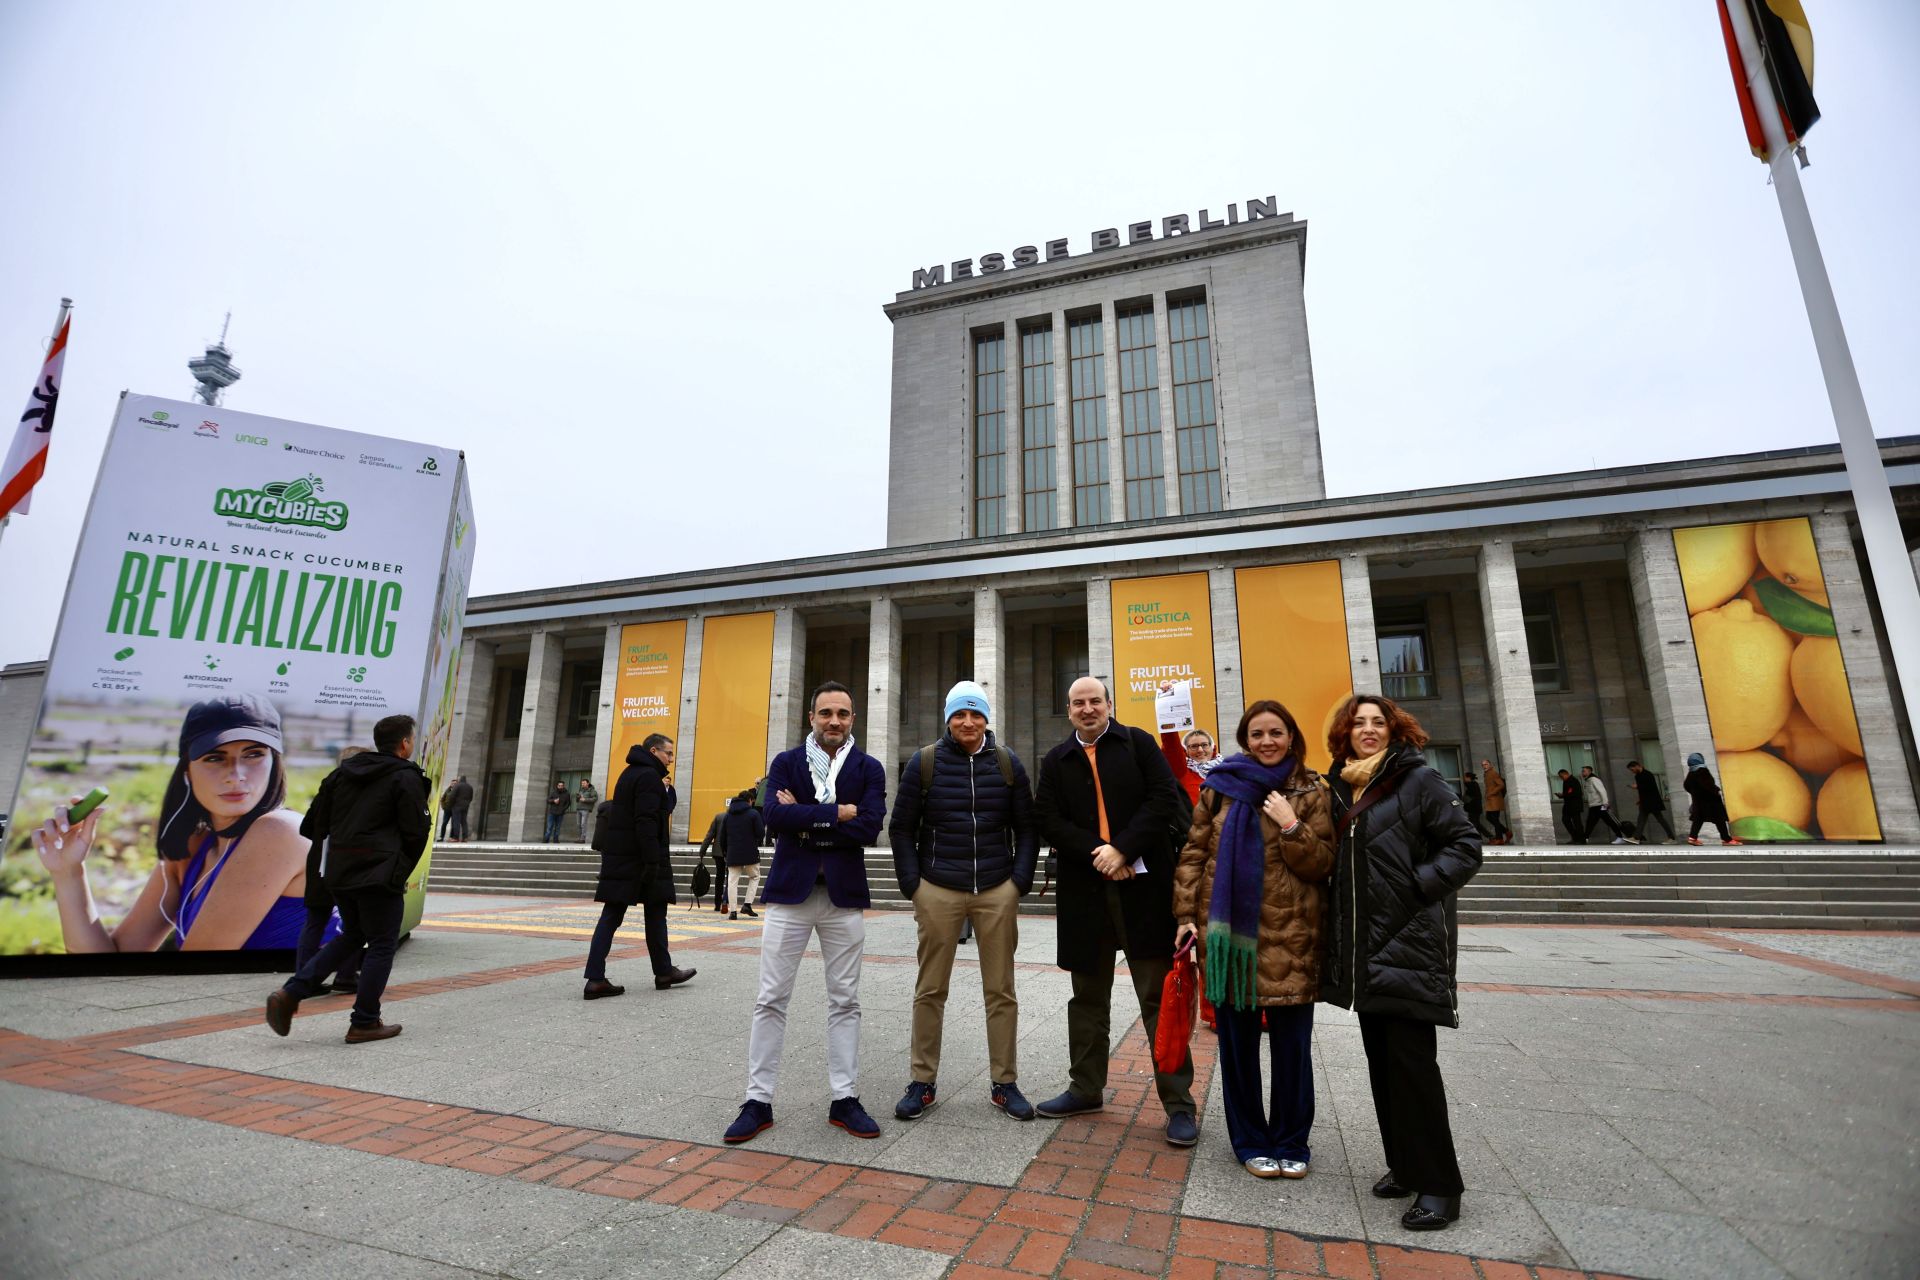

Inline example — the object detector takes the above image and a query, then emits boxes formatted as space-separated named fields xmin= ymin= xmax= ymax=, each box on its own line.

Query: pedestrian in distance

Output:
xmin=543 ymin=780 xmax=570 ymax=843
xmin=1033 ymin=676 xmax=1199 ymax=1147
xmin=889 ymin=680 xmax=1040 ymax=1124
xmin=1321 ymin=693 xmax=1483 ymax=1232
xmin=265 ymin=714 xmax=430 ymax=1044
xmin=582 ymin=735 xmax=695 ymax=999
xmin=1628 ymin=761 xmax=1676 ymax=843
xmin=438 ymin=781 xmax=459 ymax=841
xmin=722 ymin=789 xmax=765 ymax=920
xmin=725 ymin=681 xmax=888 ymax=1145
xmin=1683 ymin=753 xmax=1742 ymax=845
xmin=1461 ymin=770 xmax=1486 ymax=838
xmin=445 ymin=774 xmax=473 ymax=842
xmin=1581 ymin=766 xmax=1635 ymax=844
xmin=1478 ymin=759 xmax=1509 ymax=845
xmin=1172 ymin=699 xmax=1334 ymax=1181
xmin=1557 ymin=770 xmax=1586 ymax=844
xmin=697 ymin=805 xmax=728 ymax=912
xmin=575 ymin=778 xmax=598 ymax=841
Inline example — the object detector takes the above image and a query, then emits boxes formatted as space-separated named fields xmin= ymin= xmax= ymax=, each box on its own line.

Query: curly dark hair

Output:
xmin=1325 ymin=692 xmax=1429 ymax=763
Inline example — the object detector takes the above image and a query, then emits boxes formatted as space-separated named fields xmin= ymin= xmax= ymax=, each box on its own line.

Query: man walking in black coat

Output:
xmin=1557 ymin=770 xmax=1587 ymax=844
xmin=445 ymin=775 xmax=473 ymax=842
xmin=582 ymin=734 xmax=695 ymax=998
xmin=266 ymin=714 xmax=429 ymax=1043
xmin=722 ymin=790 xmax=766 ymax=920
xmin=1628 ymin=761 xmax=1675 ymax=843
xmin=1033 ymin=676 xmax=1197 ymax=1146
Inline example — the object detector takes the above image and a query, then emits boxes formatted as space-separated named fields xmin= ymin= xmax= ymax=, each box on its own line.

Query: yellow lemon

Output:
xmin=1691 ymin=599 xmax=1795 ymax=751
xmin=1718 ymin=750 xmax=1813 ymax=830
xmin=1754 ymin=518 xmax=1829 ymax=606
xmin=1674 ymin=524 xmax=1758 ymax=615
xmin=1815 ymin=761 xmax=1881 ymax=839
xmin=1789 ymin=637 xmax=1864 ymax=756
xmin=1769 ymin=704 xmax=1858 ymax=776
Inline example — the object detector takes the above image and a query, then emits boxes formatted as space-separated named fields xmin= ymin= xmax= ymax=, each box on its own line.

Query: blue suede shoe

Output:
xmin=1035 ymin=1090 xmax=1103 ymax=1118
xmin=991 ymin=1082 xmax=1035 ymax=1121
xmin=724 ymin=1100 xmax=773 ymax=1144
xmin=895 ymin=1081 xmax=936 ymax=1120
xmin=829 ymin=1096 xmax=880 ymax=1138
xmin=1165 ymin=1112 xmax=1199 ymax=1146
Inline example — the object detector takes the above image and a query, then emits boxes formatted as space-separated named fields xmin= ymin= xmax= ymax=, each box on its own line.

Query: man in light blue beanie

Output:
xmin=889 ymin=679 xmax=1040 ymax=1123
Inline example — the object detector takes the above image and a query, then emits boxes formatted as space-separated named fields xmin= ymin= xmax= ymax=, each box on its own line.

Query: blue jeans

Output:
xmin=285 ymin=889 xmax=403 ymax=1028
xmin=543 ymin=813 xmax=564 ymax=842
xmin=1214 ymin=1002 xmax=1315 ymax=1163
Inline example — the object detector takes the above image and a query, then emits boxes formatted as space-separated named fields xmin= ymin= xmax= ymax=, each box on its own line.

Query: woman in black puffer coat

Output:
xmin=1321 ymin=694 xmax=1482 ymax=1233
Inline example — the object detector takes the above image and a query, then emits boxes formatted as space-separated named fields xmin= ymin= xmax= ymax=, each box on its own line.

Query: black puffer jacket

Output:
xmin=890 ymin=731 xmax=1038 ymax=898
xmin=722 ymin=797 xmax=765 ymax=867
xmin=596 ymin=745 xmax=675 ymax=906
xmin=306 ymin=750 xmax=431 ymax=895
xmin=1322 ymin=743 xmax=1483 ymax=1027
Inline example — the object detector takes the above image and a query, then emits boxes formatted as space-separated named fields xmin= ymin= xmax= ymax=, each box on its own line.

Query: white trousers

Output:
xmin=728 ymin=865 xmax=760 ymax=908
xmin=745 ymin=885 xmax=865 ymax=1104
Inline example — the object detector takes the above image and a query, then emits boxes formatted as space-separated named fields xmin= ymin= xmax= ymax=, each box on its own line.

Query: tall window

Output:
xmin=1168 ymin=293 xmax=1222 ymax=514
xmin=1521 ymin=589 xmax=1566 ymax=691
xmin=1068 ymin=314 xmax=1109 ymax=525
xmin=1376 ymin=599 xmax=1435 ymax=700
xmin=1020 ymin=322 xmax=1057 ymax=532
xmin=563 ymin=660 xmax=600 ymax=737
xmin=973 ymin=332 xmax=1007 ymax=536
xmin=1116 ymin=302 xmax=1164 ymax=519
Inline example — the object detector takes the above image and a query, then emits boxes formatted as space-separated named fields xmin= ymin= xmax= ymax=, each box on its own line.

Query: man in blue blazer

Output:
xmin=724 ymin=680 xmax=889 ymax=1145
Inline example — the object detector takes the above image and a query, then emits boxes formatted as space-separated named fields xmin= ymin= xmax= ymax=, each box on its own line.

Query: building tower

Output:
xmin=187 ymin=313 xmax=242 ymax=406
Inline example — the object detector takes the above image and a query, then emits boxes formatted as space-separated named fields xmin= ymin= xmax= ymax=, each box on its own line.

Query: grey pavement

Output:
xmin=0 ymin=895 xmax=1915 ymax=1279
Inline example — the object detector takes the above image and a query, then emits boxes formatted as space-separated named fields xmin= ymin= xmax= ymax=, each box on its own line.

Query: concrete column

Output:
xmin=1812 ymin=513 xmax=1920 ymax=840
xmin=1208 ymin=566 xmax=1243 ymax=733
xmin=444 ymin=635 xmax=494 ymax=811
xmin=974 ymin=585 xmax=1006 ymax=727
xmin=509 ymin=629 xmax=564 ymax=843
xmin=670 ymin=617 xmax=704 ymax=842
xmin=1340 ymin=553 xmax=1378 ymax=695
xmin=867 ymin=596 xmax=902 ymax=837
xmin=1628 ymin=531 xmax=1720 ymax=807
xmin=1153 ymin=293 xmax=1181 ymax=517
xmin=766 ymin=606 xmax=809 ymax=768
xmin=1087 ymin=575 xmax=1114 ymax=696
xmin=1477 ymin=541 xmax=1554 ymax=844
xmin=1053 ymin=309 xmax=1073 ymax=529
xmin=589 ymin=623 xmax=621 ymax=793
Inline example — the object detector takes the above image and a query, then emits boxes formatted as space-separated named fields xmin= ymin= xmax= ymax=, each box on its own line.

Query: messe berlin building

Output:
xmin=5 ymin=203 xmax=1917 ymax=845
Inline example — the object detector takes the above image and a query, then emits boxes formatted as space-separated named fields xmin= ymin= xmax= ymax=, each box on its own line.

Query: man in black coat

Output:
xmin=1557 ymin=769 xmax=1587 ymax=844
xmin=445 ymin=775 xmax=473 ymax=842
xmin=1627 ymin=761 xmax=1675 ymax=844
xmin=582 ymin=734 xmax=694 ymax=998
xmin=721 ymin=790 xmax=766 ymax=920
xmin=266 ymin=714 xmax=429 ymax=1043
xmin=1032 ymin=676 xmax=1196 ymax=1146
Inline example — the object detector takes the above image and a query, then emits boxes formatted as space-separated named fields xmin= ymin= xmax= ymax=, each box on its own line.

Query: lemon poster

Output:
xmin=1673 ymin=517 xmax=1879 ymax=841
xmin=0 ymin=393 xmax=476 ymax=958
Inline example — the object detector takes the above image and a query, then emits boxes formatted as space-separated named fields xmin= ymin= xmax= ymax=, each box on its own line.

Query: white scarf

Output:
xmin=805 ymin=732 xmax=855 ymax=803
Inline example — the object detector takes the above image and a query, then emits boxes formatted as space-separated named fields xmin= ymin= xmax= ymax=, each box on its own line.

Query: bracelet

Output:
xmin=1280 ymin=819 xmax=1303 ymax=835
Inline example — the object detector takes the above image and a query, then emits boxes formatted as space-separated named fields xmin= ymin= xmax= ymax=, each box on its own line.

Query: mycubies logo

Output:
xmin=213 ymin=473 xmax=350 ymax=530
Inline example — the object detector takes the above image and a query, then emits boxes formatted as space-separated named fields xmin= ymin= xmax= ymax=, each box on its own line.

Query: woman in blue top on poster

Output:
xmin=32 ymin=693 xmax=328 ymax=952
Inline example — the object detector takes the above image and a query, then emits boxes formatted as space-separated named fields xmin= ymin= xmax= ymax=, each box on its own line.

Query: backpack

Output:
xmin=1123 ymin=727 xmax=1195 ymax=853
xmin=690 ymin=858 xmax=711 ymax=904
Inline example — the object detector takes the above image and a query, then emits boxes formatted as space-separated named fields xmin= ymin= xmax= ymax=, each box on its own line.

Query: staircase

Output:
xmin=1458 ymin=850 xmax=1920 ymax=929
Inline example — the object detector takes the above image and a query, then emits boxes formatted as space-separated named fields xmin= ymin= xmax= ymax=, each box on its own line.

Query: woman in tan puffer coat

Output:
xmin=1173 ymin=699 xmax=1335 ymax=1181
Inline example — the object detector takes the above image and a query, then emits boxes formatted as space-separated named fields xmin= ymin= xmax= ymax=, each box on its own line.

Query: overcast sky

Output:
xmin=2 ymin=1 xmax=1916 ymax=668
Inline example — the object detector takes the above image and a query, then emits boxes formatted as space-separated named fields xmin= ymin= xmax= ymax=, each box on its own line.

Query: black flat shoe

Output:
xmin=1401 ymin=1193 xmax=1460 ymax=1231
xmin=1372 ymin=1172 xmax=1411 ymax=1199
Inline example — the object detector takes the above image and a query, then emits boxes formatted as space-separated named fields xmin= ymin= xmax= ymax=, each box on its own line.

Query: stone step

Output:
xmin=1459 ymin=908 xmax=1920 ymax=930
xmin=1462 ymin=896 xmax=1918 ymax=917
xmin=1462 ymin=883 xmax=1920 ymax=902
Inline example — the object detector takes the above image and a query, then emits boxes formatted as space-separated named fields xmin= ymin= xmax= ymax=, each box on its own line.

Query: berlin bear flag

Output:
xmin=1 ymin=299 xmax=72 ymax=520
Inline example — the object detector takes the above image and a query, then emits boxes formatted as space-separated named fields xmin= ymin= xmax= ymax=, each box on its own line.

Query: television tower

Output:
xmin=188 ymin=313 xmax=242 ymax=405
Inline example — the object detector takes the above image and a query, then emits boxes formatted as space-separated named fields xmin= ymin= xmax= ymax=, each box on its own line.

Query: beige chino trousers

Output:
xmin=911 ymin=878 xmax=1021 ymax=1085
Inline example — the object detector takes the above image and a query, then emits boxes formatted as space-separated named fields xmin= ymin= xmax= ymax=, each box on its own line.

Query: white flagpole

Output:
xmin=1720 ymin=1 xmax=1920 ymax=735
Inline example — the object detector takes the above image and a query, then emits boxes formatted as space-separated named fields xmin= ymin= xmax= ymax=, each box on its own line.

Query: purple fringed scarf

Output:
xmin=1199 ymin=754 xmax=1296 ymax=1010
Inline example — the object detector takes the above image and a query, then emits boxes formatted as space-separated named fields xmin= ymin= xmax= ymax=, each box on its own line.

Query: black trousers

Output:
xmin=584 ymin=900 xmax=672 ymax=980
xmin=1585 ymin=805 xmax=1627 ymax=839
xmin=295 ymin=901 xmax=362 ymax=984
xmin=1484 ymin=810 xmax=1508 ymax=840
xmin=1358 ymin=1012 xmax=1464 ymax=1196
xmin=1635 ymin=808 xmax=1676 ymax=841
xmin=286 ymin=889 xmax=403 ymax=1029
xmin=1561 ymin=804 xmax=1587 ymax=843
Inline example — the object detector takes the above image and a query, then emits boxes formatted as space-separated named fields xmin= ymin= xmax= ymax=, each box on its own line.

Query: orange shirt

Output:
xmin=1081 ymin=742 xmax=1111 ymax=842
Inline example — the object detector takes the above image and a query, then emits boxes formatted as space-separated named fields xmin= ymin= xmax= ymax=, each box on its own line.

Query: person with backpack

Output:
xmin=722 ymin=789 xmax=765 ymax=920
xmin=888 ymin=681 xmax=1040 ymax=1123
xmin=1032 ymin=676 xmax=1197 ymax=1147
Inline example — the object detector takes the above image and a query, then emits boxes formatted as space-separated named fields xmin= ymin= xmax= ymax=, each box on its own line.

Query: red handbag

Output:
xmin=1154 ymin=937 xmax=1200 ymax=1075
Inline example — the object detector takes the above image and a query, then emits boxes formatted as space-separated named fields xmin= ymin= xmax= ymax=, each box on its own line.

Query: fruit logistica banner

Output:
xmin=1672 ymin=517 xmax=1879 ymax=841
xmin=607 ymin=620 xmax=687 ymax=786
xmin=0 ymin=393 xmax=474 ymax=957
xmin=1110 ymin=572 xmax=1218 ymax=742
xmin=688 ymin=612 xmax=774 ymax=843
xmin=1234 ymin=560 xmax=1353 ymax=774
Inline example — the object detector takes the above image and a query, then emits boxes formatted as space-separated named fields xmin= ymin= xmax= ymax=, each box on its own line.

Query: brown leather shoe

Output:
xmin=583 ymin=980 xmax=626 ymax=1000
xmin=654 ymin=967 xmax=697 ymax=990
xmin=344 ymin=1022 xmax=402 ymax=1044
xmin=265 ymin=988 xmax=297 ymax=1037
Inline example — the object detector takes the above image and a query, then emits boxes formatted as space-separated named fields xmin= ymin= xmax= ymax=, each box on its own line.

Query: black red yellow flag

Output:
xmin=1718 ymin=0 xmax=1819 ymax=160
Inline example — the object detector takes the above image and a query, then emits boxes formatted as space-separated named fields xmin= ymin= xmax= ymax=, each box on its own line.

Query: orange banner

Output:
xmin=607 ymin=621 xmax=687 ymax=789
xmin=1110 ymin=572 xmax=1217 ymax=742
xmin=689 ymin=611 xmax=776 ymax=842
xmin=1234 ymin=561 xmax=1352 ymax=774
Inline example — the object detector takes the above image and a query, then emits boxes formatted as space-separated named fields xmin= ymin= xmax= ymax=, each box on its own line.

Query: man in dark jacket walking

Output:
xmin=1627 ymin=761 xmax=1675 ymax=843
xmin=583 ymin=735 xmax=694 ymax=998
xmin=1460 ymin=771 xmax=1485 ymax=837
xmin=266 ymin=714 xmax=429 ymax=1043
xmin=1557 ymin=770 xmax=1586 ymax=844
xmin=445 ymin=775 xmax=473 ymax=842
xmin=889 ymin=680 xmax=1040 ymax=1123
xmin=722 ymin=790 xmax=765 ymax=920
xmin=1033 ymin=676 xmax=1196 ymax=1146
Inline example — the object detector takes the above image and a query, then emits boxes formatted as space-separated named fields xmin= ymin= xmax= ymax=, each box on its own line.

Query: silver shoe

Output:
xmin=1243 ymin=1157 xmax=1282 ymax=1178
xmin=1277 ymin=1158 xmax=1309 ymax=1179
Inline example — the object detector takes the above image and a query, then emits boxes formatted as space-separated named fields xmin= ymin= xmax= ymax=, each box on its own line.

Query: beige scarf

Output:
xmin=1340 ymin=746 xmax=1390 ymax=791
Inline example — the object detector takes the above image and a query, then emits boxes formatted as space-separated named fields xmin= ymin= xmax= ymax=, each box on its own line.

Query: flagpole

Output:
xmin=1720 ymin=1 xmax=1920 ymax=734
xmin=0 ymin=298 xmax=73 ymax=552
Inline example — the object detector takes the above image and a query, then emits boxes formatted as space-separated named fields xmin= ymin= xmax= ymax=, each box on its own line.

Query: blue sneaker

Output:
xmin=724 ymin=1100 xmax=773 ymax=1144
xmin=1035 ymin=1089 xmax=1103 ymax=1118
xmin=828 ymin=1095 xmax=880 ymax=1138
xmin=1165 ymin=1112 xmax=1199 ymax=1147
xmin=895 ymin=1081 xmax=936 ymax=1120
xmin=991 ymin=1082 xmax=1035 ymax=1121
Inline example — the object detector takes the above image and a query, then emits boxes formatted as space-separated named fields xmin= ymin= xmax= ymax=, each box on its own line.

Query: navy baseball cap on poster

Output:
xmin=180 ymin=692 xmax=284 ymax=757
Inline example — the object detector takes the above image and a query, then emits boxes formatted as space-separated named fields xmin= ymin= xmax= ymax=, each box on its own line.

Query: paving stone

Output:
xmin=0 ymin=1179 xmax=207 ymax=1274
xmin=360 ymin=1174 xmax=635 ymax=1269
xmin=1729 ymin=1215 xmax=1920 ymax=1280
xmin=1533 ymin=1197 xmax=1792 ymax=1280
xmin=717 ymin=1226 xmax=949 ymax=1280
xmin=505 ymin=1202 xmax=777 ymax=1279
